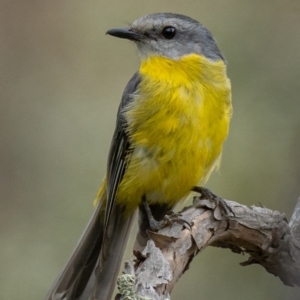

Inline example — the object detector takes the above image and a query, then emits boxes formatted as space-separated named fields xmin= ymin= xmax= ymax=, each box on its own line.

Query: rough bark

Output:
xmin=116 ymin=196 xmax=300 ymax=300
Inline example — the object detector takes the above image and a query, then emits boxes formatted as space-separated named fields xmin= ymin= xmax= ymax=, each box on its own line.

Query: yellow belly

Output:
xmin=115 ymin=54 xmax=232 ymax=213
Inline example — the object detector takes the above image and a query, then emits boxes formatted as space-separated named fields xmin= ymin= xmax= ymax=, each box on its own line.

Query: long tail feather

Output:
xmin=46 ymin=199 xmax=105 ymax=300
xmin=46 ymin=197 xmax=135 ymax=300
xmin=88 ymin=203 xmax=135 ymax=300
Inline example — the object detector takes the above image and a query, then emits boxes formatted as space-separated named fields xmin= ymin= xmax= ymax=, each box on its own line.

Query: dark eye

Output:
xmin=162 ymin=26 xmax=176 ymax=39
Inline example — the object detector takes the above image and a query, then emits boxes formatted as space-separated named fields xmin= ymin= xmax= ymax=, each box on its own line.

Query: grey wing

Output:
xmin=45 ymin=72 xmax=141 ymax=300
xmin=104 ymin=71 xmax=141 ymax=228
xmin=87 ymin=72 xmax=141 ymax=300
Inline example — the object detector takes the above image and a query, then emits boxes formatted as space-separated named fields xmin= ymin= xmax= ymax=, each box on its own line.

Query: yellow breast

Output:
xmin=116 ymin=54 xmax=232 ymax=213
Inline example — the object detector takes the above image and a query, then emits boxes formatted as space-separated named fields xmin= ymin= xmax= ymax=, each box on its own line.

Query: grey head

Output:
xmin=106 ymin=13 xmax=224 ymax=61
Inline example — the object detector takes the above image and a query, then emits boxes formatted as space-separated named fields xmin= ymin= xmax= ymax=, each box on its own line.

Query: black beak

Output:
xmin=106 ymin=28 xmax=142 ymax=41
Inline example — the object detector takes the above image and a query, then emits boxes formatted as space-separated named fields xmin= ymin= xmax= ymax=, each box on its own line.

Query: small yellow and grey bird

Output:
xmin=46 ymin=13 xmax=232 ymax=300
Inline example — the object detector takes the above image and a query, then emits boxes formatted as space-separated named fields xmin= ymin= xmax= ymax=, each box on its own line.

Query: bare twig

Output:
xmin=116 ymin=196 xmax=300 ymax=300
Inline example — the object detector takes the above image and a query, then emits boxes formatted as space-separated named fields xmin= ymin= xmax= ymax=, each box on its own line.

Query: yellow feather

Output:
xmin=111 ymin=53 xmax=232 ymax=213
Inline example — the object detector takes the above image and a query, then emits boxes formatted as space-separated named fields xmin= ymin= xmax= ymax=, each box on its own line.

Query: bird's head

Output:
xmin=106 ymin=13 xmax=224 ymax=61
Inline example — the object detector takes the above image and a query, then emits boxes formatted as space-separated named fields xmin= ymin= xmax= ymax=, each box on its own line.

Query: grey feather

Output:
xmin=130 ymin=13 xmax=225 ymax=61
xmin=46 ymin=73 xmax=141 ymax=300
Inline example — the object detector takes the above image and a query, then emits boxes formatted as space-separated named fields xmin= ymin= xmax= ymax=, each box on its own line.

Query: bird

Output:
xmin=46 ymin=12 xmax=232 ymax=300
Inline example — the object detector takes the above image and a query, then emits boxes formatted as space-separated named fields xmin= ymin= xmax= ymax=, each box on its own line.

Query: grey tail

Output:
xmin=87 ymin=203 xmax=135 ymax=300
xmin=46 ymin=199 xmax=135 ymax=300
xmin=45 ymin=200 xmax=105 ymax=300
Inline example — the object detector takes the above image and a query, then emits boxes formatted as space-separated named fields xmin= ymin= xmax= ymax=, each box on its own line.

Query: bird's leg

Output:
xmin=141 ymin=195 xmax=170 ymax=230
xmin=141 ymin=195 xmax=190 ymax=231
xmin=192 ymin=186 xmax=235 ymax=227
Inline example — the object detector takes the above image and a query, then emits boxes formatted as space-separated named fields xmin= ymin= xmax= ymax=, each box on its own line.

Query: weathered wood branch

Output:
xmin=116 ymin=196 xmax=300 ymax=300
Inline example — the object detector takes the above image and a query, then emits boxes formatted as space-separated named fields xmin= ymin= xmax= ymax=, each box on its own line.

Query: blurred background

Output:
xmin=1 ymin=0 xmax=300 ymax=299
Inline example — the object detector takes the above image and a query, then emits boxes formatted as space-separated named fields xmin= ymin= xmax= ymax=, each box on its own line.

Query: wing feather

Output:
xmin=104 ymin=72 xmax=140 ymax=228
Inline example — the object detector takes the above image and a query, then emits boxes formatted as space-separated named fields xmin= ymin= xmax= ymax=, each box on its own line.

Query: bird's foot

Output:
xmin=142 ymin=196 xmax=190 ymax=231
xmin=192 ymin=186 xmax=235 ymax=229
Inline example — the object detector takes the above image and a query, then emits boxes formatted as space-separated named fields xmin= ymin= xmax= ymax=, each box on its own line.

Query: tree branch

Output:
xmin=116 ymin=196 xmax=300 ymax=300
